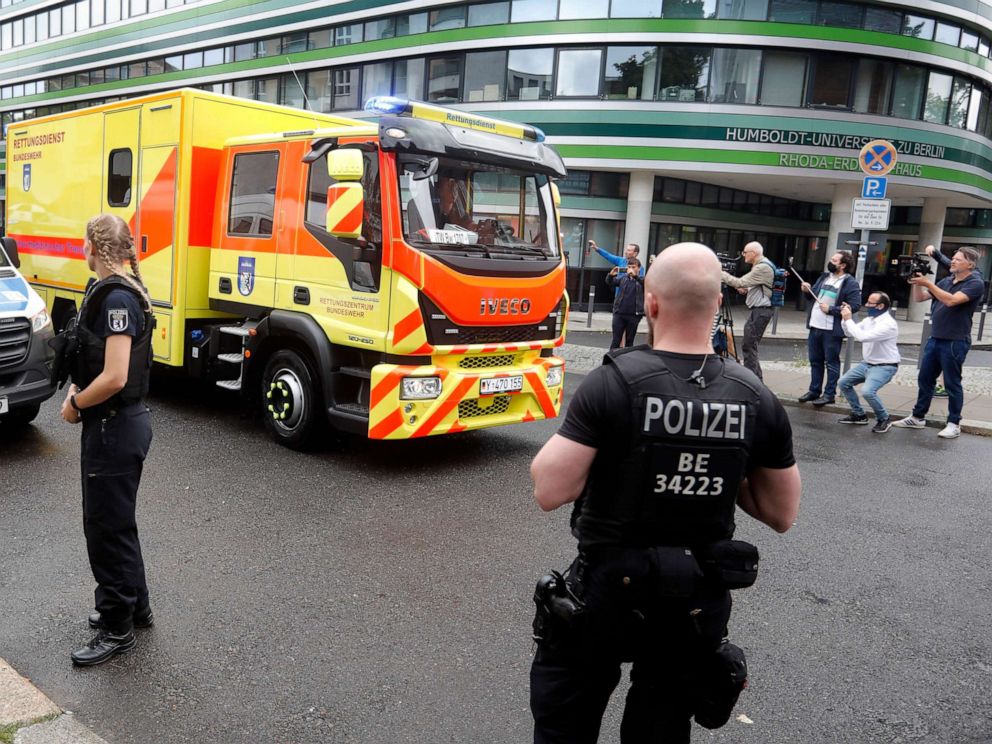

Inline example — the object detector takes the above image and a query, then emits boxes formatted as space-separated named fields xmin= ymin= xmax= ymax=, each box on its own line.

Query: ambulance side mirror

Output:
xmin=1 ymin=237 xmax=20 ymax=269
xmin=325 ymin=183 xmax=364 ymax=239
xmin=326 ymin=150 xmax=364 ymax=182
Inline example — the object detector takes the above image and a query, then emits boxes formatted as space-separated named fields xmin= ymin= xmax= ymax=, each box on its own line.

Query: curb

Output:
xmin=776 ymin=395 xmax=992 ymax=437
xmin=0 ymin=658 xmax=107 ymax=744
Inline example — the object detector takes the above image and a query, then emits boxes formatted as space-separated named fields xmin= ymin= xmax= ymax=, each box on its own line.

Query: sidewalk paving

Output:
xmin=565 ymin=308 xmax=992 ymax=437
xmin=0 ymin=659 xmax=106 ymax=744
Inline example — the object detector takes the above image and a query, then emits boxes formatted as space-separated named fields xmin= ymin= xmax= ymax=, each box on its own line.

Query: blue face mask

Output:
xmin=866 ymin=307 xmax=886 ymax=317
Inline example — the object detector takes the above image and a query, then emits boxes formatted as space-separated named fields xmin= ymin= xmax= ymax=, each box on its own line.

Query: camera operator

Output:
xmin=606 ymin=258 xmax=644 ymax=349
xmin=893 ymin=246 xmax=985 ymax=438
xmin=719 ymin=241 xmax=774 ymax=380
xmin=529 ymin=242 xmax=801 ymax=744
xmin=798 ymin=251 xmax=861 ymax=407
xmin=589 ymin=239 xmax=644 ymax=299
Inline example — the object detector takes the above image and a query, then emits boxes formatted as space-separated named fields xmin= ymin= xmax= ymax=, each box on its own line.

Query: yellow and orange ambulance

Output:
xmin=6 ymin=89 xmax=568 ymax=448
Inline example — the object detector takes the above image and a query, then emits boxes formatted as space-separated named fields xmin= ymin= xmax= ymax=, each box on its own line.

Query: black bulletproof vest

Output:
xmin=72 ymin=276 xmax=154 ymax=405
xmin=574 ymin=348 xmax=763 ymax=551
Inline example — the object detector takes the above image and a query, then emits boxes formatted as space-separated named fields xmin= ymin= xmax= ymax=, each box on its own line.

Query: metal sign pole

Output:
xmin=586 ymin=285 xmax=595 ymax=328
xmin=842 ymin=230 xmax=870 ymax=373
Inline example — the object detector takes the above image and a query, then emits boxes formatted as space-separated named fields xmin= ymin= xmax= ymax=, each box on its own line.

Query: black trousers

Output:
xmin=741 ymin=306 xmax=774 ymax=380
xmin=611 ymin=313 xmax=642 ymax=350
xmin=531 ymin=554 xmax=732 ymax=744
xmin=80 ymin=403 xmax=152 ymax=632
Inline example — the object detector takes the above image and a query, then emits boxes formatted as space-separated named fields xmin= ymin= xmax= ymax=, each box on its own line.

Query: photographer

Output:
xmin=894 ymin=247 xmax=985 ymax=439
xmin=606 ymin=258 xmax=644 ymax=349
xmin=720 ymin=241 xmax=774 ymax=380
xmin=529 ymin=243 xmax=801 ymax=744
xmin=589 ymin=239 xmax=644 ymax=300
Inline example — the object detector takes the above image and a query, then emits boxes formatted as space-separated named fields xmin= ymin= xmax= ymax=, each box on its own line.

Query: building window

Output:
xmin=808 ymin=54 xmax=854 ymax=107
xmin=611 ymin=0 xmax=662 ymax=15
xmin=890 ymin=64 xmax=926 ymax=119
xmin=852 ymin=59 xmax=892 ymax=114
xmin=759 ymin=52 xmax=807 ymax=106
xmin=817 ymin=0 xmax=861 ymax=27
xmin=429 ymin=6 xmax=465 ymax=30
xmin=280 ymin=72 xmax=306 ymax=109
xmin=365 ymin=17 xmax=395 ymax=41
xmin=468 ymin=2 xmax=509 ymax=25
xmin=510 ymin=0 xmax=555 ymax=22
xmin=333 ymin=67 xmax=359 ymax=109
xmin=658 ymin=47 xmax=710 ymax=102
xmin=334 ymin=23 xmax=363 ymax=45
xmin=663 ymin=0 xmax=716 ymax=18
xmin=934 ymin=22 xmax=960 ymax=46
xmin=427 ymin=56 xmax=461 ymax=102
xmin=464 ymin=50 xmax=506 ymax=102
xmin=395 ymin=58 xmax=425 ymax=99
xmin=948 ymin=77 xmax=971 ymax=128
xmin=559 ymin=0 xmax=610 ymax=18
xmin=557 ymin=49 xmax=603 ymax=97
xmin=362 ymin=61 xmax=393 ymax=102
xmin=397 ymin=12 xmax=428 ymax=35
xmin=923 ymin=71 xmax=952 ymax=123
xmin=708 ymin=48 xmax=761 ymax=104
xmin=281 ymin=32 xmax=309 ymax=54
xmin=769 ymin=0 xmax=816 ymax=24
xmin=715 ymin=0 xmax=767 ymax=19
xmin=604 ymin=46 xmax=657 ymax=100
xmin=967 ymin=87 xmax=989 ymax=133
xmin=590 ymin=172 xmax=629 ymax=198
xmin=307 ymin=68 xmax=332 ymax=112
xmin=960 ymin=30 xmax=979 ymax=52
xmin=506 ymin=48 xmax=553 ymax=100
xmin=903 ymin=15 xmax=934 ymax=40
xmin=228 ymin=151 xmax=278 ymax=237
xmin=863 ymin=6 xmax=900 ymax=33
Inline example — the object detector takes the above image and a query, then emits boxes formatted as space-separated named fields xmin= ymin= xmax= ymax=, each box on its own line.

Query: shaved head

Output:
xmin=645 ymin=243 xmax=723 ymax=352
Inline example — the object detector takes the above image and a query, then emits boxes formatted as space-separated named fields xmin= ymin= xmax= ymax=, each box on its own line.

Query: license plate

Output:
xmin=0 ymin=397 xmax=7 ymax=414
xmin=480 ymin=375 xmax=523 ymax=395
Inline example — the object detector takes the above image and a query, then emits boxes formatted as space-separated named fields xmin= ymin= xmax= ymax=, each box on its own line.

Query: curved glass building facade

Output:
xmin=1 ymin=0 xmax=990 ymax=310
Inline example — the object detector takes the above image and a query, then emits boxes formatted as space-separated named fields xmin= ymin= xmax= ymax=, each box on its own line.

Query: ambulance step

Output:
xmin=339 ymin=366 xmax=371 ymax=380
xmin=219 ymin=325 xmax=253 ymax=337
xmin=335 ymin=402 xmax=369 ymax=417
xmin=216 ymin=379 xmax=242 ymax=392
xmin=217 ymin=353 xmax=243 ymax=364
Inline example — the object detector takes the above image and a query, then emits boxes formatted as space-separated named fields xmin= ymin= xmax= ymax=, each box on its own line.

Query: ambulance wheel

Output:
xmin=261 ymin=350 xmax=321 ymax=450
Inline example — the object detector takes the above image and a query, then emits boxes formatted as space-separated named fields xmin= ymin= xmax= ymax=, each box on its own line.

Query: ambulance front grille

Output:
xmin=0 ymin=318 xmax=31 ymax=369
xmin=458 ymin=395 xmax=511 ymax=419
xmin=457 ymin=354 xmax=516 ymax=370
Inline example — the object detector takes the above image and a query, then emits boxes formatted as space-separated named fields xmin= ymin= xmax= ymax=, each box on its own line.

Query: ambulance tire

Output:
xmin=261 ymin=349 xmax=323 ymax=450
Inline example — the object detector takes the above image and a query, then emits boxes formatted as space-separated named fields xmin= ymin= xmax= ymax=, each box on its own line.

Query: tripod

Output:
xmin=711 ymin=284 xmax=739 ymax=362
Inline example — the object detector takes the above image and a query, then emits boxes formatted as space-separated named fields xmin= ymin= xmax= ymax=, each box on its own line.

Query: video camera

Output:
xmin=896 ymin=253 xmax=933 ymax=279
xmin=715 ymin=253 xmax=738 ymax=273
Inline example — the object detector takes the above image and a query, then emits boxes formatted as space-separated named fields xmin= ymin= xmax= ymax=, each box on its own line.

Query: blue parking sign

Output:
xmin=862 ymin=176 xmax=887 ymax=199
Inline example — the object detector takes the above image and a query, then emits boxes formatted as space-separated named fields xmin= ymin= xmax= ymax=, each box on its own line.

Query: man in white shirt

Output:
xmin=836 ymin=292 xmax=900 ymax=433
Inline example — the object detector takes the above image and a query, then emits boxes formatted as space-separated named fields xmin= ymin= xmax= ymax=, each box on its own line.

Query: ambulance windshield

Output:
xmin=398 ymin=156 xmax=559 ymax=259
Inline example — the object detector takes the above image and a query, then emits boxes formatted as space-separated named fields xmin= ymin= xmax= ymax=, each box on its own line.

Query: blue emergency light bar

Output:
xmin=364 ymin=96 xmax=546 ymax=142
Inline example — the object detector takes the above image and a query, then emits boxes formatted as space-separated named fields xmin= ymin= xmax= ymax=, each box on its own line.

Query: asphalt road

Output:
xmin=1 ymin=375 xmax=990 ymax=743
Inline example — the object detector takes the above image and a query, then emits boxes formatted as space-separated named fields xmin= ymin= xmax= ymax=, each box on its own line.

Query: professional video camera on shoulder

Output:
xmin=715 ymin=253 xmax=738 ymax=274
xmin=897 ymin=252 xmax=933 ymax=279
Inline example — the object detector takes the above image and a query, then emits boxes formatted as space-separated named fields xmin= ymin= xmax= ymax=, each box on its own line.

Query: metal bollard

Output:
xmin=978 ymin=303 xmax=988 ymax=341
xmin=770 ymin=306 xmax=779 ymax=335
xmin=586 ymin=285 xmax=595 ymax=328
xmin=917 ymin=312 xmax=931 ymax=369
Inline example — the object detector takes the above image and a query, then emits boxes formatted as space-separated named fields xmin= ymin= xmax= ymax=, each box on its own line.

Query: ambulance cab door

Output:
xmin=102 ymin=107 xmax=141 ymax=246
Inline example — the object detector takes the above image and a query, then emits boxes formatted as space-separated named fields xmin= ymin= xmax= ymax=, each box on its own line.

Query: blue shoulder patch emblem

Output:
xmin=108 ymin=308 xmax=129 ymax=332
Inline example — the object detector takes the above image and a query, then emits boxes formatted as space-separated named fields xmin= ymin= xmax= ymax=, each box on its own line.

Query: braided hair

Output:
xmin=85 ymin=214 xmax=152 ymax=313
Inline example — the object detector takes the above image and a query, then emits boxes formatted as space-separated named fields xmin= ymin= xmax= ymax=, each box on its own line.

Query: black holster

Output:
xmin=532 ymin=570 xmax=585 ymax=644
xmin=693 ymin=640 xmax=748 ymax=729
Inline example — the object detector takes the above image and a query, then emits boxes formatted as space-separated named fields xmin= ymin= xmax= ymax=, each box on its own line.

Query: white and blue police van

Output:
xmin=0 ymin=237 xmax=55 ymax=427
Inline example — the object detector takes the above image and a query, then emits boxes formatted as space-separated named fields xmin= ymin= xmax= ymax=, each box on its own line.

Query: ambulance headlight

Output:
xmin=30 ymin=308 xmax=52 ymax=333
xmin=400 ymin=376 xmax=442 ymax=400
xmin=546 ymin=366 xmax=563 ymax=387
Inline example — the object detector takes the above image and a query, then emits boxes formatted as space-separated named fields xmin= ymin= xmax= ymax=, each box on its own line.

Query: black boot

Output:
xmin=89 ymin=605 xmax=154 ymax=629
xmin=71 ymin=628 xmax=136 ymax=666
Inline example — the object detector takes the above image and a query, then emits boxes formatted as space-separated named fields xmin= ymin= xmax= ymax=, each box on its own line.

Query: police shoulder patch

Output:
xmin=108 ymin=307 xmax=129 ymax=333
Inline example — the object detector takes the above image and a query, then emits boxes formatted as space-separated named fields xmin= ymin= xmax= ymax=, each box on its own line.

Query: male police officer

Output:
xmin=529 ymin=243 xmax=801 ymax=743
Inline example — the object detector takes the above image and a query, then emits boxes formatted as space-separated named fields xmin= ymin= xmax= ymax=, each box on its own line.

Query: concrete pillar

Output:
xmin=826 ymin=182 xmax=861 ymax=270
xmin=908 ymin=198 xmax=947 ymax=321
xmin=624 ymin=171 xmax=654 ymax=257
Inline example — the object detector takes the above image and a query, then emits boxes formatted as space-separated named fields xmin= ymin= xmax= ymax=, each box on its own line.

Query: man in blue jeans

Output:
xmin=798 ymin=251 xmax=862 ymax=407
xmin=894 ymin=247 xmax=986 ymax=439
xmin=836 ymin=292 xmax=900 ymax=433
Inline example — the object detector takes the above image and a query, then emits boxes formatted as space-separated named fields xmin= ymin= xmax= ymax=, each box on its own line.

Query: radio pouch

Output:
xmin=693 ymin=640 xmax=748 ymax=729
xmin=649 ymin=546 xmax=704 ymax=597
xmin=699 ymin=540 xmax=759 ymax=590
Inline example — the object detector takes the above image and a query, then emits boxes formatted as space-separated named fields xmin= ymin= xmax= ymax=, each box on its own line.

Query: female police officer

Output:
xmin=59 ymin=213 xmax=154 ymax=666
